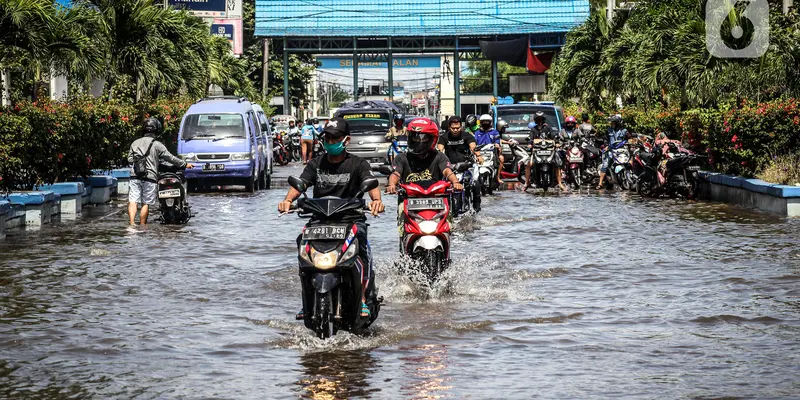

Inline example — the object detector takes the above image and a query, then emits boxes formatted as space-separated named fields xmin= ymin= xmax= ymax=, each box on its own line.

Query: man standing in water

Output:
xmin=127 ymin=118 xmax=193 ymax=225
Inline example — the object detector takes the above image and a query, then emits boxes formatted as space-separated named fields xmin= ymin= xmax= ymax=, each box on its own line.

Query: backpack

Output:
xmin=133 ymin=138 xmax=156 ymax=180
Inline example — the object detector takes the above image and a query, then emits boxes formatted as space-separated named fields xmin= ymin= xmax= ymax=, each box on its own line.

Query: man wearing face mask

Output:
xmin=279 ymin=117 xmax=385 ymax=319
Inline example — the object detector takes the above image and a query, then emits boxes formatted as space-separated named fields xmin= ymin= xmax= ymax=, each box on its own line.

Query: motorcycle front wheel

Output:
xmin=314 ymin=291 xmax=336 ymax=339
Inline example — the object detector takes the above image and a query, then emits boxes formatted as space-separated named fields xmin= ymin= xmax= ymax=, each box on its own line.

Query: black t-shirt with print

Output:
xmin=300 ymin=153 xmax=373 ymax=199
xmin=438 ymin=131 xmax=476 ymax=163
xmin=391 ymin=151 xmax=451 ymax=183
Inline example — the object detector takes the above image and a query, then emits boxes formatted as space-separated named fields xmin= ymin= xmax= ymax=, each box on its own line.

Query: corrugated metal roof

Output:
xmin=255 ymin=0 xmax=589 ymax=38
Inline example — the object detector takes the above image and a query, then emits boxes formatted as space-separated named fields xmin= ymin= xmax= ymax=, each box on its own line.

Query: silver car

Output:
xmin=334 ymin=108 xmax=393 ymax=168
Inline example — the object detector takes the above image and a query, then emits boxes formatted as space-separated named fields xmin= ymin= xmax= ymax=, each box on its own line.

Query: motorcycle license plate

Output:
xmin=537 ymin=151 xmax=553 ymax=156
xmin=686 ymin=165 xmax=701 ymax=171
xmin=202 ymin=163 xmax=224 ymax=171
xmin=407 ymin=198 xmax=445 ymax=211
xmin=302 ymin=225 xmax=348 ymax=240
xmin=158 ymin=189 xmax=181 ymax=198
xmin=568 ymin=157 xmax=584 ymax=163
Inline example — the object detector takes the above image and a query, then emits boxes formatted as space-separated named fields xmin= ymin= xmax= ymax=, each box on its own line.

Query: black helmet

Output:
xmin=465 ymin=114 xmax=477 ymax=127
xmin=533 ymin=111 xmax=546 ymax=122
xmin=142 ymin=117 xmax=162 ymax=135
xmin=608 ymin=114 xmax=623 ymax=124
xmin=394 ymin=113 xmax=405 ymax=121
xmin=313 ymin=118 xmax=319 ymax=124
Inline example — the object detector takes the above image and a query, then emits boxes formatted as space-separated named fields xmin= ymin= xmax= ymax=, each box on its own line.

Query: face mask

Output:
xmin=323 ymin=137 xmax=347 ymax=156
xmin=481 ymin=123 xmax=492 ymax=130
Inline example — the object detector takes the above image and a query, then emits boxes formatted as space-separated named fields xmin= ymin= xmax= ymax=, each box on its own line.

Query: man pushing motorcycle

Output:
xmin=279 ymin=118 xmax=385 ymax=319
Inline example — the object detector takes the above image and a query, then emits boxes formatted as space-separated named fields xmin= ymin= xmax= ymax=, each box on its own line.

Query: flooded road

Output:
xmin=1 ymin=187 xmax=799 ymax=399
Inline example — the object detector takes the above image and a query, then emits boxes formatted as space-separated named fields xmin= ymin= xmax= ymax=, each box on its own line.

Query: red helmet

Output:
xmin=406 ymin=117 xmax=439 ymax=155
xmin=565 ymin=116 xmax=578 ymax=124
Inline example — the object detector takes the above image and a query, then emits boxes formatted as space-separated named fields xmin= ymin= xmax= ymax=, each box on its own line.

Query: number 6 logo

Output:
xmin=705 ymin=0 xmax=769 ymax=58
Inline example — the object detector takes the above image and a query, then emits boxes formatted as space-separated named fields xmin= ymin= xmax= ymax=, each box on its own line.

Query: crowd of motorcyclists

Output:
xmin=273 ymin=111 xmax=705 ymax=338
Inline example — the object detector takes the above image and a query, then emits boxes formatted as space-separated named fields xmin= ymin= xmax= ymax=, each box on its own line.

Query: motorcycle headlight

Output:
xmin=231 ymin=152 xmax=251 ymax=161
xmin=311 ymin=248 xmax=338 ymax=270
xmin=418 ymin=220 xmax=438 ymax=235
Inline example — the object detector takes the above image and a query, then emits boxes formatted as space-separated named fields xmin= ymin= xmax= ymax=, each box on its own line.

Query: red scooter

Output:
xmin=398 ymin=181 xmax=452 ymax=284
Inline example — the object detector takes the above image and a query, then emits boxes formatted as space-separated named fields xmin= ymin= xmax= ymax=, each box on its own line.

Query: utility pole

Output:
xmin=268 ymin=38 xmax=271 ymax=104
xmin=785 ymin=0 xmax=793 ymax=14
xmin=607 ymin=0 xmax=614 ymax=22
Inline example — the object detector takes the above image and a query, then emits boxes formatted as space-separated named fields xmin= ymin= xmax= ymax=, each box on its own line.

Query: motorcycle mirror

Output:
xmin=288 ymin=176 xmax=308 ymax=197
xmin=358 ymin=178 xmax=380 ymax=195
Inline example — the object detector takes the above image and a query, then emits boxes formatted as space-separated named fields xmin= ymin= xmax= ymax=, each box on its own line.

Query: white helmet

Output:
xmin=479 ymin=114 xmax=492 ymax=122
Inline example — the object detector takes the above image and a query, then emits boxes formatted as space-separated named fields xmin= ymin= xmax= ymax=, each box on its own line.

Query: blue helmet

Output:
xmin=528 ymin=121 xmax=537 ymax=130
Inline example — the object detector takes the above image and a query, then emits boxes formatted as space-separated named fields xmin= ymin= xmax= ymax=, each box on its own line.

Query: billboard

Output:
xmin=225 ymin=0 xmax=242 ymax=18
xmin=317 ymin=56 xmax=441 ymax=69
xmin=168 ymin=0 xmax=226 ymax=17
xmin=212 ymin=18 xmax=243 ymax=55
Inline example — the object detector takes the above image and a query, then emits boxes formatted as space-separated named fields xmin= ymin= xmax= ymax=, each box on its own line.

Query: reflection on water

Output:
xmin=399 ymin=344 xmax=453 ymax=400
xmin=295 ymin=350 xmax=380 ymax=400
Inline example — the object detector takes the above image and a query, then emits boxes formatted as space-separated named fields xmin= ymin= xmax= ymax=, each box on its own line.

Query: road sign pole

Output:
xmin=492 ymin=60 xmax=498 ymax=99
xmin=454 ymin=37 xmax=460 ymax=117
xmin=387 ymin=43 xmax=393 ymax=102
xmin=353 ymin=48 xmax=359 ymax=101
xmin=283 ymin=38 xmax=290 ymax=116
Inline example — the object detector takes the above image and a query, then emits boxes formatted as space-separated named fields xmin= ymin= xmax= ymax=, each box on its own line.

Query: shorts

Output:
xmin=129 ymin=179 xmax=157 ymax=205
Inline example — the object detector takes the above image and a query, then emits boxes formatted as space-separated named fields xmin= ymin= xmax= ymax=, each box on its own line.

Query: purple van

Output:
xmin=178 ymin=97 xmax=272 ymax=193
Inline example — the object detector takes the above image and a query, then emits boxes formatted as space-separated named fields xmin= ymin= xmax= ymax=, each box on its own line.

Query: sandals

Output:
xmin=360 ymin=302 xmax=371 ymax=318
xmin=595 ymin=185 xmax=604 ymax=190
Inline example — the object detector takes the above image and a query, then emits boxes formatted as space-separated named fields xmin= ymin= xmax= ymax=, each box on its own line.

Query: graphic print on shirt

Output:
xmin=316 ymin=171 xmax=351 ymax=189
xmin=405 ymin=169 xmax=433 ymax=183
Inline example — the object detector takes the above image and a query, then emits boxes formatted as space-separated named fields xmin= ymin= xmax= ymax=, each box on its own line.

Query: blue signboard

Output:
xmin=168 ymin=0 xmax=226 ymax=12
xmin=211 ymin=24 xmax=234 ymax=41
xmin=317 ymin=56 xmax=440 ymax=69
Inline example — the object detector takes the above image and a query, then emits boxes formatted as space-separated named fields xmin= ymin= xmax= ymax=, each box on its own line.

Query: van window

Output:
xmin=496 ymin=107 xmax=560 ymax=134
xmin=182 ymin=114 xmax=246 ymax=140
xmin=336 ymin=110 xmax=391 ymax=135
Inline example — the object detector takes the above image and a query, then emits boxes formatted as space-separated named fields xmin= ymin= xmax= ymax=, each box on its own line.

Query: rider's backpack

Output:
xmin=133 ymin=138 xmax=156 ymax=180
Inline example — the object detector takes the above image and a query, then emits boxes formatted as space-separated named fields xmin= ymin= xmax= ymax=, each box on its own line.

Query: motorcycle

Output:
xmin=287 ymin=176 xmax=382 ymax=339
xmin=449 ymin=162 xmax=477 ymax=217
xmin=606 ymin=141 xmax=635 ymax=190
xmin=563 ymin=139 xmax=586 ymax=188
xmin=398 ymin=180 xmax=453 ymax=284
xmin=386 ymin=138 xmax=408 ymax=164
xmin=477 ymin=144 xmax=500 ymax=195
xmin=289 ymin=132 xmax=301 ymax=162
xmin=580 ymin=137 xmax=602 ymax=186
xmin=157 ymin=164 xmax=192 ymax=224
xmin=499 ymin=139 xmax=530 ymax=185
xmin=530 ymin=139 xmax=558 ymax=192
xmin=636 ymin=142 xmax=704 ymax=199
xmin=273 ymin=134 xmax=290 ymax=166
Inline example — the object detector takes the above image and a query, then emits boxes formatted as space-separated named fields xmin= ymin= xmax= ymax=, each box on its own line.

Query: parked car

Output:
xmin=492 ymin=102 xmax=566 ymax=169
xmin=178 ymin=96 xmax=270 ymax=193
xmin=333 ymin=108 xmax=394 ymax=168
xmin=252 ymin=103 xmax=273 ymax=188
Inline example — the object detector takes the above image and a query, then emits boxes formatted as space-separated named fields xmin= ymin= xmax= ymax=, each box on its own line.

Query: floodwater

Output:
xmin=1 ymin=186 xmax=799 ymax=399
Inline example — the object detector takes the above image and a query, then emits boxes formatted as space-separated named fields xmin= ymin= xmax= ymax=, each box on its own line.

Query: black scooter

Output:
xmin=287 ymin=176 xmax=381 ymax=339
xmin=157 ymin=164 xmax=192 ymax=224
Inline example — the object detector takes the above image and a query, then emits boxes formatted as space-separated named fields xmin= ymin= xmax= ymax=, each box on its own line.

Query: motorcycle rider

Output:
xmin=596 ymin=114 xmax=631 ymax=190
xmin=474 ymin=114 xmax=507 ymax=186
xmin=300 ymin=119 xmax=317 ymax=164
xmin=127 ymin=118 xmax=194 ymax=226
xmin=312 ymin=118 xmax=322 ymax=134
xmin=386 ymin=118 xmax=463 ymax=194
xmin=579 ymin=113 xmax=595 ymax=138
xmin=278 ymin=118 xmax=385 ymax=319
xmin=559 ymin=116 xmax=583 ymax=142
xmin=524 ymin=111 xmax=566 ymax=191
xmin=287 ymin=120 xmax=299 ymax=136
xmin=385 ymin=114 xmax=408 ymax=164
xmin=437 ymin=115 xmax=483 ymax=212
xmin=464 ymin=114 xmax=479 ymax=135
